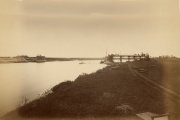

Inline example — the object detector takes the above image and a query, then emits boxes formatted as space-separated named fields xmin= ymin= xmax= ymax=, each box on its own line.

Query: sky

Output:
xmin=0 ymin=0 xmax=180 ymax=57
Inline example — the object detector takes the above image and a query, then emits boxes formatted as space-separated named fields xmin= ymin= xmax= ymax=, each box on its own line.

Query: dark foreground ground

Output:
xmin=3 ymin=58 xmax=180 ymax=120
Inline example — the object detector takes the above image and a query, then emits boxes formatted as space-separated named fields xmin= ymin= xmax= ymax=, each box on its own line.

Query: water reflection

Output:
xmin=0 ymin=60 xmax=106 ymax=116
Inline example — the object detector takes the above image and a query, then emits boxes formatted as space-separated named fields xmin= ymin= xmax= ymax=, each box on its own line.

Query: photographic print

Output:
xmin=0 ymin=0 xmax=180 ymax=120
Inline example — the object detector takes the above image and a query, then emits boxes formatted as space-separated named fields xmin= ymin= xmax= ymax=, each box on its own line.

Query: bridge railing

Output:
xmin=105 ymin=53 xmax=150 ymax=63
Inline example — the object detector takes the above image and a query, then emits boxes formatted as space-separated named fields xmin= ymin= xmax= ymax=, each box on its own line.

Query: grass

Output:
xmin=4 ymin=59 xmax=180 ymax=120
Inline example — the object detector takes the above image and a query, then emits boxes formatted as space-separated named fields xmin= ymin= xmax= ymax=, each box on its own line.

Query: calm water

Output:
xmin=0 ymin=60 xmax=106 ymax=116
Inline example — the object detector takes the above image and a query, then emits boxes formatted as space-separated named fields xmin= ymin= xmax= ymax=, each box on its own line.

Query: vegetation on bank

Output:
xmin=16 ymin=59 xmax=178 ymax=118
xmin=0 ymin=55 xmax=102 ymax=63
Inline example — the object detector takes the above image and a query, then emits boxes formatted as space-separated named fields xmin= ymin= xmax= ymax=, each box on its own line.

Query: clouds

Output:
xmin=21 ymin=0 xmax=154 ymax=16
xmin=22 ymin=0 xmax=178 ymax=16
xmin=21 ymin=0 xmax=179 ymax=31
xmin=0 ymin=0 xmax=180 ymax=57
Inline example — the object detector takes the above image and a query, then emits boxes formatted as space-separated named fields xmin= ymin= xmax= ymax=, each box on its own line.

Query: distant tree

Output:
xmin=106 ymin=54 xmax=114 ymax=62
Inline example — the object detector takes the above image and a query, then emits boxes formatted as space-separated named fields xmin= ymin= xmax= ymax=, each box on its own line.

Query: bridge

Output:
xmin=105 ymin=53 xmax=150 ymax=63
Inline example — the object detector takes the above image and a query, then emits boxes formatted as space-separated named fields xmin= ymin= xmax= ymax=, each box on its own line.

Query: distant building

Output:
xmin=35 ymin=55 xmax=46 ymax=62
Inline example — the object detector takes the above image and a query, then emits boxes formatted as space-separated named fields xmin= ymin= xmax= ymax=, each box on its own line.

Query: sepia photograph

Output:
xmin=0 ymin=0 xmax=180 ymax=120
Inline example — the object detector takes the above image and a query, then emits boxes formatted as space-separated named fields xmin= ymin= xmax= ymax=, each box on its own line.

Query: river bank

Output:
xmin=0 ymin=56 xmax=102 ymax=64
xmin=0 ymin=60 xmax=106 ymax=117
xmin=3 ymin=59 xmax=180 ymax=120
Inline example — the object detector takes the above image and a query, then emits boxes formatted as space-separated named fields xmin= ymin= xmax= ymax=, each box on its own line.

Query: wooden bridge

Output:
xmin=105 ymin=53 xmax=150 ymax=63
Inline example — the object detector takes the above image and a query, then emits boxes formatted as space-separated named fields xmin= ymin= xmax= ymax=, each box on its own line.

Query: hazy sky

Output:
xmin=0 ymin=0 xmax=180 ymax=57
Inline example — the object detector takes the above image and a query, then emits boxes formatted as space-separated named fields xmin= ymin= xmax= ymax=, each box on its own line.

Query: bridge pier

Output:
xmin=128 ymin=56 xmax=130 ymax=61
xmin=120 ymin=56 xmax=122 ymax=63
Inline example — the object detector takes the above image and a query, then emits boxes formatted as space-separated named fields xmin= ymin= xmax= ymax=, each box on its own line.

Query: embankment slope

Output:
xmin=3 ymin=59 xmax=180 ymax=119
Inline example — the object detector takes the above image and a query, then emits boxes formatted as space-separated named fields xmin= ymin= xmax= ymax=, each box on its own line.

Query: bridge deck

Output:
xmin=105 ymin=54 xmax=150 ymax=62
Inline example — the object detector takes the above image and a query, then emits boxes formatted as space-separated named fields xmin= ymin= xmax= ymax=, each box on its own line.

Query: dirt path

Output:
xmin=127 ymin=63 xmax=180 ymax=102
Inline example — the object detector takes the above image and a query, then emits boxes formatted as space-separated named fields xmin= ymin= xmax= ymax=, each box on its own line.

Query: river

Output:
xmin=0 ymin=60 xmax=106 ymax=117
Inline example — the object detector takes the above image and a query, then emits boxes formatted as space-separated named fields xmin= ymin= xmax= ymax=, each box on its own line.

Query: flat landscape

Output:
xmin=1 ymin=0 xmax=180 ymax=120
xmin=3 ymin=58 xmax=180 ymax=120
